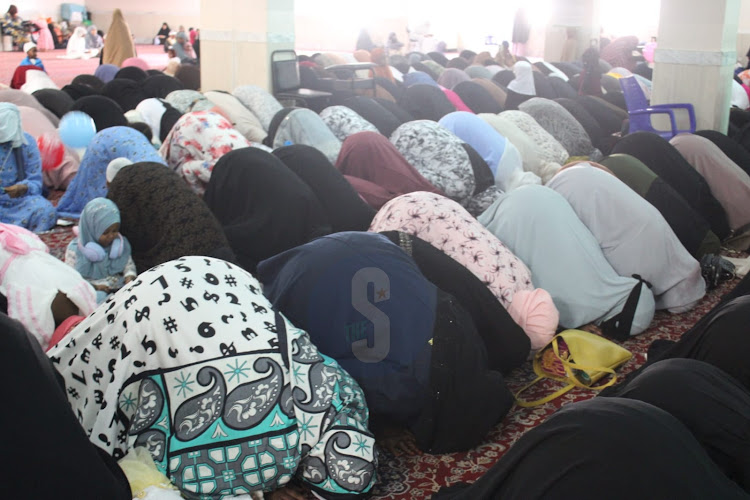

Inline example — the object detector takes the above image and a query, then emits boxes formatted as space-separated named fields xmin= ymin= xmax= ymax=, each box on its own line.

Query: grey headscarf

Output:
xmin=272 ymin=108 xmax=341 ymax=164
xmin=232 ymin=85 xmax=283 ymax=132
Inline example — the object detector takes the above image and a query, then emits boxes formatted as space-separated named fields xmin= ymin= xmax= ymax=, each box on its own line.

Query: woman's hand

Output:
xmin=94 ymin=284 xmax=111 ymax=292
xmin=124 ymin=276 xmax=135 ymax=284
xmin=3 ymin=184 xmax=28 ymax=198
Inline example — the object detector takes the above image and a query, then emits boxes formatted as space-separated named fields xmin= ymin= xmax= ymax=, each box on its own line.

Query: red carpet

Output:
xmin=1 ymin=44 xmax=169 ymax=88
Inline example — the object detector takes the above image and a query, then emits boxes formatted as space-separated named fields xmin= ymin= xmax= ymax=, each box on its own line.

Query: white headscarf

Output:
xmin=106 ymin=157 xmax=134 ymax=183
xmin=508 ymin=61 xmax=536 ymax=96
xmin=20 ymin=70 xmax=59 ymax=94
xmin=0 ymin=103 xmax=27 ymax=147
xmin=135 ymin=98 xmax=168 ymax=141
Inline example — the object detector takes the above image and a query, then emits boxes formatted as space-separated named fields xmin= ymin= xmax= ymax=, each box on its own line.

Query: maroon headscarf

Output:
xmin=335 ymin=131 xmax=444 ymax=208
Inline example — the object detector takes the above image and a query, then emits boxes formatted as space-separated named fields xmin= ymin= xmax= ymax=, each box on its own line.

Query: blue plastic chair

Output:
xmin=619 ymin=76 xmax=696 ymax=139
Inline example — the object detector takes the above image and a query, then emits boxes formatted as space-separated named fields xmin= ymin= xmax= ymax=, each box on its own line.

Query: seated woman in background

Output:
xmin=171 ymin=31 xmax=197 ymax=64
xmin=3 ymin=5 xmax=28 ymax=48
xmin=57 ymin=26 xmax=98 ymax=60
xmin=64 ymin=198 xmax=136 ymax=304
xmin=155 ymin=21 xmax=170 ymax=49
xmin=48 ymin=256 xmax=376 ymax=499
xmin=85 ymin=25 xmax=103 ymax=50
xmin=0 ymin=103 xmax=56 ymax=233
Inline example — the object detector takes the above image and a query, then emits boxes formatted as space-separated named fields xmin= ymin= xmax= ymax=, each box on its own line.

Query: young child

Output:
xmin=20 ymin=42 xmax=45 ymax=71
xmin=65 ymin=197 xmax=136 ymax=303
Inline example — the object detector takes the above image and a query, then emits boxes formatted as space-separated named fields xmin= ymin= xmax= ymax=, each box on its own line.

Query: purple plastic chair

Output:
xmin=620 ymin=76 xmax=696 ymax=139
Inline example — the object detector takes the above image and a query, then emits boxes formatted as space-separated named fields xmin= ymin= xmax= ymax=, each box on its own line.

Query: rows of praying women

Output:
xmin=2 ymin=40 xmax=750 ymax=499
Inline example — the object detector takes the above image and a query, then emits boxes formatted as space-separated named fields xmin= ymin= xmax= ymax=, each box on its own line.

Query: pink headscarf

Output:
xmin=442 ymin=88 xmax=474 ymax=113
xmin=335 ymin=131 xmax=444 ymax=209
xmin=369 ymin=191 xmax=558 ymax=348
xmin=120 ymin=57 xmax=150 ymax=70
xmin=670 ymin=133 xmax=750 ymax=232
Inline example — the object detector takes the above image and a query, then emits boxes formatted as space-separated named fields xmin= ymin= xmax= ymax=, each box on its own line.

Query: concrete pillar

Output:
xmin=199 ymin=0 xmax=294 ymax=92
xmin=652 ymin=0 xmax=740 ymax=132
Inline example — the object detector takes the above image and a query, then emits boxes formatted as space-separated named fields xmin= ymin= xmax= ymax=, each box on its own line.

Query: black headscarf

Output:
xmin=547 ymin=76 xmax=578 ymax=99
xmin=446 ymin=57 xmax=469 ymax=70
xmin=141 ymin=74 xmax=184 ymax=99
xmin=531 ymin=72 xmax=556 ymax=99
xmin=175 ymin=64 xmax=201 ymax=91
xmin=159 ymin=104 xmax=183 ymax=143
xmin=492 ymin=69 xmax=515 ymax=87
xmin=550 ymin=61 xmax=580 ymax=78
xmin=389 ymin=54 xmax=410 ymax=75
xmin=453 ymin=81 xmax=503 ymax=114
xmin=374 ymin=97 xmax=414 ymax=124
xmin=611 ymin=132 xmax=731 ymax=240
xmin=101 ymin=78 xmax=148 ymax=111
xmin=114 ymin=66 xmax=148 ymax=82
xmin=380 ymin=230 xmax=529 ymax=373
xmin=343 ymin=96 xmax=403 ymax=137
xmin=107 ymin=162 xmax=235 ymax=272
xmin=273 ymin=144 xmax=375 ymax=232
xmin=204 ymin=147 xmax=332 ymax=273
xmin=554 ymin=97 xmax=607 ymax=151
xmin=428 ymin=51 xmax=449 ymax=67
xmin=61 ymin=83 xmax=99 ymax=101
xmin=0 ymin=314 xmax=132 ymax=500
xmin=602 ymin=90 xmax=627 ymax=110
xmin=264 ymin=107 xmax=297 ymax=147
xmin=412 ymin=61 xmax=438 ymax=81
xmin=70 ymin=95 xmax=128 ymax=131
xmin=146 ymin=69 xmax=163 ymax=77
xmin=32 ymin=88 xmax=74 ymax=118
xmin=434 ymin=397 xmax=749 ymax=499
xmin=604 ymin=358 xmax=750 ymax=490
xmin=461 ymin=143 xmax=495 ymax=195
xmin=399 ymin=84 xmax=456 ymax=122
xmin=575 ymin=95 xmax=626 ymax=135
xmin=127 ymin=121 xmax=153 ymax=142
xmin=71 ymin=74 xmax=105 ymax=92
xmin=459 ymin=49 xmax=477 ymax=62
xmin=695 ymin=129 xmax=750 ymax=177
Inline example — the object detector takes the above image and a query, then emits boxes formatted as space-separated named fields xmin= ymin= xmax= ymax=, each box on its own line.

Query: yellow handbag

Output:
xmin=515 ymin=329 xmax=632 ymax=408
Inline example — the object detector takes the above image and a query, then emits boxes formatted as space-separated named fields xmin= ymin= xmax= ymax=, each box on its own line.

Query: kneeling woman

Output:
xmin=257 ymin=232 xmax=513 ymax=454
xmin=49 ymin=256 xmax=376 ymax=498
xmin=479 ymin=185 xmax=656 ymax=339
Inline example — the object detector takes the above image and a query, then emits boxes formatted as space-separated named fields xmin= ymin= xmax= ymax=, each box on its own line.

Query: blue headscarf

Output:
xmin=439 ymin=111 xmax=507 ymax=175
xmin=70 ymin=197 xmax=132 ymax=280
xmin=0 ymin=103 xmax=27 ymax=148
xmin=56 ymin=127 xmax=165 ymax=218
xmin=403 ymin=71 xmax=439 ymax=88
xmin=94 ymin=64 xmax=119 ymax=84
xmin=256 ymin=231 xmax=436 ymax=424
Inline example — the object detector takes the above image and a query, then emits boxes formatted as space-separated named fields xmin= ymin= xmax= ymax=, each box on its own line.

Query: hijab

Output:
xmin=370 ymin=191 xmax=559 ymax=349
xmin=56 ymin=127 xmax=165 ymax=218
xmin=107 ymin=163 xmax=234 ymax=270
xmin=500 ymin=110 xmax=570 ymax=165
xmin=174 ymin=64 xmax=200 ymax=90
xmin=134 ymin=98 xmax=167 ymax=142
xmin=479 ymin=113 xmax=561 ymax=184
xmin=105 ymin=157 xmax=133 ymax=183
xmin=553 ymin=97 xmax=608 ymax=152
xmin=69 ymin=197 xmax=132 ymax=280
xmin=19 ymin=70 xmax=57 ymax=94
xmin=257 ymin=231 xmax=513 ymax=454
xmin=437 ymin=68 xmax=471 ymax=89
xmin=232 ymin=85 xmax=283 ymax=131
xmin=18 ymin=105 xmax=79 ymax=190
xmin=273 ymin=144 xmax=375 ymax=232
xmin=102 ymin=9 xmax=136 ymax=67
xmin=472 ymin=78 xmax=507 ymax=108
xmin=94 ymin=64 xmax=119 ymax=83
xmin=0 ymin=89 xmax=58 ymax=126
xmin=399 ymin=84 xmax=456 ymax=121
xmin=465 ymin=65 xmax=492 ymax=80
xmin=447 ymin=57 xmax=469 ymax=70
xmin=600 ymin=154 xmax=720 ymax=258
xmin=611 ymin=132 xmax=730 ymax=240
xmin=670 ymin=133 xmax=750 ymax=234
xmin=270 ymin=108 xmax=341 ymax=164
xmin=204 ymin=147 xmax=331 ymax=273
xmin=71 ymin=74 xmax=104 ymax=92
xmin=507 ymin=61 xmax=536 ymax=95
xmin=319 ymin=105 xmax=379 ymax=142
xmin=342 ymin=96 xmax=402 ymax=137
xmin=0 ymin=102 xmax=26 ymax=147
xmin=453 ymin=81 xmax=503 ymax=114
xmin=438 ymin=111 xmax=541 ymax=191
xmin=519 ymin=98 xmax=602 ymax=160
xmin=390 ymin=120 xmax=476 ymax=205
xmin=70 ymin=95 xmax=128 ymax=131
xmin=421 ymin=60 xmax=445 ymax=79
xmin=139 ymin=75 xmax=183 ymax=99
xmin=159 ymin=111 xmax=252 ymax=195
xmin=403 ymin=71 xmax=439 ymax=88
xmin=695 ymin=129 xmax=750 ymax=177
xmin=203 ymin=90 xmax=267 ymax=143
xmin=101 ymin=78 xmax=147 ymax=111
xmin=165 ymin=89 xmax=212 ymax=113
xmin=428 ymin=51 xmax=449 ymax=67
xmin=575 ymin=95 xmax=626 ymax=136
xmin=441 ymin=88 xmax=474 ymax=113
xmin=61 ymin=83 xmax=98 ymax=102
xmin=114 ymin=66 xmax=148 ymax=82
xmin=479 ymin=185 xmax=655 ymax=335
xmin=547 ymin=164 xmax=705 ymax=312
xmin=31 ymin=88 xmax=73 ymax=119
xmin=335 ymin=131 xmax=443 ymax=208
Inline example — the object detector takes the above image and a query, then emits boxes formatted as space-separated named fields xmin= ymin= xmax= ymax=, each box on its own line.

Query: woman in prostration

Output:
xmin=0 ymin=103 xmax=56 ymax=232
xmin=44 ymin=256 xmax=378 ymax=499
xmin=102 ymin=9 xmax=136 ymax=67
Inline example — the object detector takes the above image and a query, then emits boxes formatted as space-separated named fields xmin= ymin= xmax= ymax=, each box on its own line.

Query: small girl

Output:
xmin=65 ymin=197 xmax=136 ymax=303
